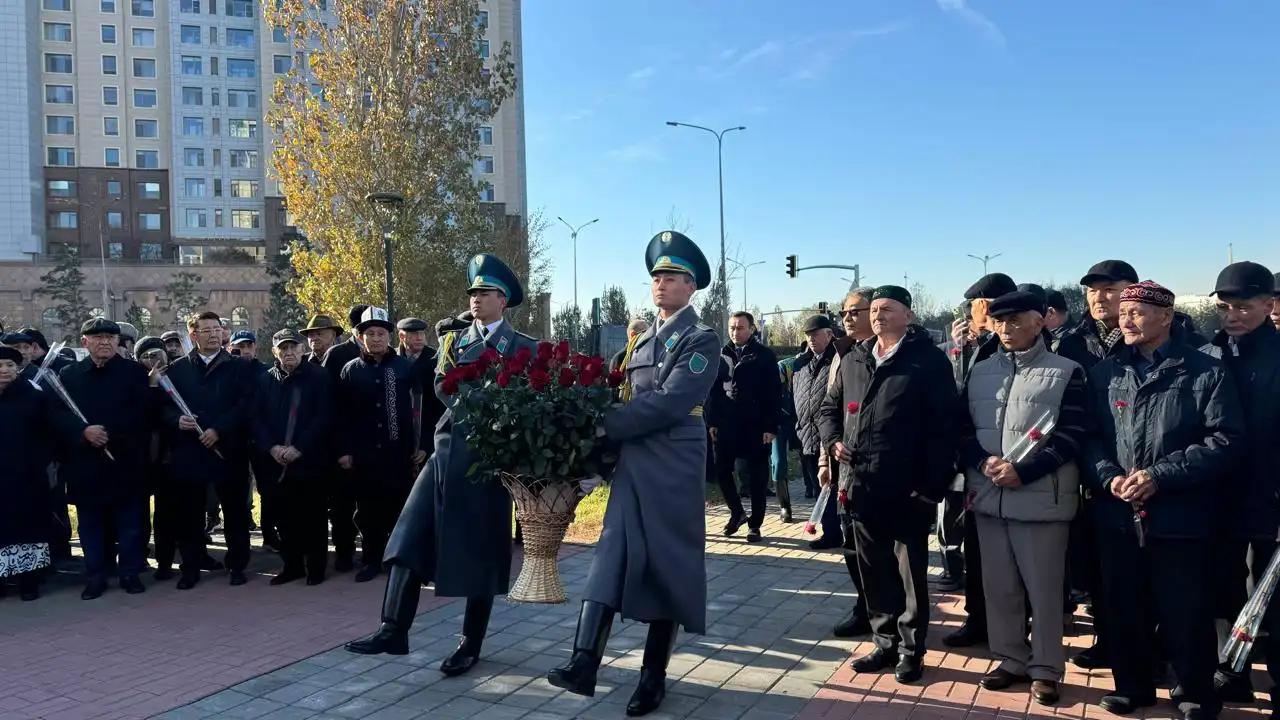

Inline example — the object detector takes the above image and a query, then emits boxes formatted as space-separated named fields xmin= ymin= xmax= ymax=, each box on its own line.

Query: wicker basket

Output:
xmin=500 ymin=475 xmax=582 ymax=603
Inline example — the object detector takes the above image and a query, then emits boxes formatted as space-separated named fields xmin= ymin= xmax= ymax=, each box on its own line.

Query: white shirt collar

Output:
xmin=476 ymin=318 xmax=504 ymax=337
xmin=873 ymin=337 xmax=903 ymax=362
xmin=199 ymin=350 xmax=220 ymax=363
xmin=655 ymin=304 xmax=691 ymax=330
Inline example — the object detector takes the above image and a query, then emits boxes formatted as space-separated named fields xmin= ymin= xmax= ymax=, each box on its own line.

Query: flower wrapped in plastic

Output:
xmin=443 ymin=339 xmax=621 ymax=602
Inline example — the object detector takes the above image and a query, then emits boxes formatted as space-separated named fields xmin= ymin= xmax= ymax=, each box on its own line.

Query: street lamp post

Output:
xmin=665 ymin=121 xmax=746 ymax=335
xmin=727 ymin=258 xmax=765 ymax=309
xmin=967 ymin=253 xmax=1002 ymax=276
xmin=366 ymin=192 xmax=405 ymax=321
xmin=556 ymin=216 xmax=599 ymax=313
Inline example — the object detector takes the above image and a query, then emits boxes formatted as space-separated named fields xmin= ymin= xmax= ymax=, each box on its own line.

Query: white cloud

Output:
xmin=936 ymin=0 xmax=1007 ymax=47
xmin=628 ymin=66 xmax=656 ymax=81
xmin=606 ymin=137 xmax=664 ymax=163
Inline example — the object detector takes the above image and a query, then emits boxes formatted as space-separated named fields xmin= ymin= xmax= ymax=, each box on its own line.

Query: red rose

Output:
xmin=504 ymin=357 xmax=526 ymax=375
xmin=846 ymin=401 xmax=860 ymax=414
xmin=536 ymin=341 xmax=554 ymax=359
xmin=606 ymin=370 xmax=624 ymax=388
xmin=528 ymin=369 xmax=550 ymax=390
xmin=441 ymin=377 xmax=460 ymax=395
xmin=1028 ymin=428 xmax=1043 ymax=441
xmin=585 ymin=356 xmax=606 ymax=373
xmin=838 ymin=489 xmax=848 ymax=505
xmin=553 ymin=340 xmax=571 ymax=362
xmin=570 ymin=353 xmax=588 ymax=368
xmin=557 ymin=367 xmax=576 ymax=387
xmin=462 ymin=363 xmax=482 ymax=381
xmin=516 ymin=346 xmax=533 ymax=363
xmin=496 ymin=371 xmax=511 ymax=388
xmin=478 ymin=348 xmax=500 ymax=365
xmin=580 ymin=366 xmax=600 ymax=386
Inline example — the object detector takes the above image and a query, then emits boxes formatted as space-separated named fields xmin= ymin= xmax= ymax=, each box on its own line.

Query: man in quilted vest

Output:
xmin=959 ymin=290 xmax=1091 ymax=707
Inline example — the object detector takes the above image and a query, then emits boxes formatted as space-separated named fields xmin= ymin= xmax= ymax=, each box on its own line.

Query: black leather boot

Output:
xmin=440 ymin=596 xmax=493 ymax=676
xmin=547 ymin=600 xmax=615 ymax=696
xmin=344 ymin=564 xmax=421 ymax=655
xmin=627 ymin=620 xmax=678 ymax=716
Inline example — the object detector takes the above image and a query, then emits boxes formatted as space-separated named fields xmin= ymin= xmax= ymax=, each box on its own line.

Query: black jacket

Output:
xmin=321 ymin=338 xmax=361 ymax=384
xmin=1204 ymin=322 xmax=1280 ymax=540
xmin=1055 ymin=316 xmax=1126 ymax=373
xmin=1084 ymin=336 xmax=1243 ymax=539
xmin=337 ymin=351 xmax=417 ymax=486
xmin=819 ymin=326 xmax=960 ymax=507
xmin=711 ymin=338 xmax=782 ymax=449
xmin=56 ymin=355 xmax=153 ymax=504
xmin=0 ymin=379 xmax=71 ymax=548
xmin=249 ymin=360 xmax=334 ymax=480
xmin=399 ymin=345 xmax=445 ymax=451
xmin=161 ymin=349 xmax=257 ymax=483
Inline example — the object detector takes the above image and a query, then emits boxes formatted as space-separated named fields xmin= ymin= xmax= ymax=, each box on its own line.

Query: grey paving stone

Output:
xmin=190 ymin=689 xmax=254 ymax=713
xmin=329 ymin=673 xmax=388 ymax=695
xmin=152 ymin=708 xmax=212 ymax=720
xmin=324 ymin=696 xmax=390 ymax=719
xmin=267 ymin=662 xmax=328 ymax=683
xmin=257 ymin=708 xmax=321 ymax=720
xmin=358 ymin=662 xmax=418 ymax=683
xmin=393 ymin=688 xmax=455 ymax=711
xmin=293 ymin=687 xmax=358 ymax=712
xmin=358 ymin=681 xmax=421 ymax=705
xmin=222 ymin=698 xmax=289 ymax=719
xmin=266 ymin=681 xmax=328 ymax=705
xmin=359 ymin=706 xmax=425 ymax=720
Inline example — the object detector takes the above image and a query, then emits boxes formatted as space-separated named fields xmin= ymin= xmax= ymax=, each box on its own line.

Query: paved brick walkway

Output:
xmin=2 ymin=482 xmax=1272 ymax=719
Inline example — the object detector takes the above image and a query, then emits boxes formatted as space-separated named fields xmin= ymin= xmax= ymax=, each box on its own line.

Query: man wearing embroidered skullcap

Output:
xmin=1083 ymin=280 xmax=1243 ymax=719
xmin=818 ymin=285 xmax=961 ymax=684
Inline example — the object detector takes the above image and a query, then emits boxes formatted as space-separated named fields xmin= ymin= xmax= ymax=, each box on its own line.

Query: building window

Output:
xmin=131 ymin=0 xmax=154 ymax=18
xmin=47 ymin=180 xmax=76 ymax=198
xmin=477 ymin=40 xmax=490 ymax=59
xmin=135 ymin=150 xmax=159 ymax=168
xmin=210 ymin=57 xmax=219 ymax=75
xmin=181 ymin=25 xmax=201 ymax=44
xmin=272 ymin=27 xmax=287 ymax=43
xmin=101 ymin=25 xmax=117 ymax=43
xmin=102 ymin=55 xmax=117 ymax=75
xmin=131 ymin=28 xmax=155 ymax=47
xmin=106 ymin=211 xmax=124 ymax=229
xmin=182 ymin=87 xmax=203 ymax=105
xmin=135 ymin=119 xmax=158 ymax=138
xmin=272 ymin=55 xmax=291 ymax=74
xmin=108 ymin=243 xmax=124 ymax=260
xmin=212 ymin=149 xmax=221 ymax=166
xmin=141 ymin=243 xmax=162 ymax=261
xmin=46 ymin=85 xmax=74 ymax=104
xmin=231 ymin=210 xmax=260 ymax=229
xmin=44 ymin=23 xmax=73 ymax=43
xmin=104 ymin=117 xmax=119 ymax=136
xmin=229 ymin=180 xmax=258 ymax=198
xmin=478 ymin=126 xmax=493 ymax=145
xmin=227 ymin=58 xmax=256 ymax=78
xmin=211 ymin=89 xmax=220 ymax=106
xmin=479 ymin=183 xmax=494 ymax=202
xmin=210 ymin=27 xmax=218 ymax=45
xmin=227 ymin=0 xmax=253 ymax=18
xmin=133 ymin=88 xmax=156 ymax=107
xmin=137 ymin=182 xmax=161 ymax=200
xmin=105 ymin=148 xmax=120 ymax=166
xmin=476 ymin=156 xmax=494 ymax=174
xmin=213 ymin=209 xmax=223 ymax=227
xmin=228 ymin=119 xmax=257 ymax=139
xmin=183 ymin=148 xmax=205 ymax=167
xmin=47 ymin=147 xmax=76 ymax=166
xmin=474 ymin=99 xmax=491 ymax=114
xmin=101 ymin=0 xmax=116 ymax=11
xmin=45 ymin=54 xmax=74 ymax=74
xmin=476 ymin=11 xmax=488 ymax=29
xmin=184 ymin=178 xmax=205 ymax=197
xmin=182 ymin=117 xmax=204 ymax=136
xmin=185 ymin=209 xmax=207 ymax=228
xmin=180 ymin=56 xmax=202 ymax=75
xmin=227 ymin=89 xmax=257 ymax=108
xmin=46 ymin=116 xmax=75 ymax=135
xmin=133 ymin=58 xmax=156 ymax=78
xmin=138 ymin=212 xmax=161 ymax=231
xmin=43 ymin=0 xmax=71 ymax=10
xmin=213 ymin=179 xmax=222 ymax=196
xmin=180 ymin=0 xmax=200 ymax=12
xmin=227 ymin=28 xmax=254 ymax=47
xmin=48 ymin=211 xmax=78 ymax=229
xmin=229 ymin=150 xmax=258 ymax=168
xmin=102 ymin=86 xmax=118 ymax=105
xmin=106 ymin=180 xmax=122 ymax=197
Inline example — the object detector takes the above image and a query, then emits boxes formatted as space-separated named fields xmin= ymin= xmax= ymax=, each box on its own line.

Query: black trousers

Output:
xmin=1100 ymin=533 xmax=1217 ymax=710
xmin=1070 ymin=495 xmax=1110 ymax=646
xmin=173 ymin=475 xmax=252 ymax=573
xmin=355 ymin=482 xmax=411 ymax=568
xmin=272 ymin=477 xmax=329 ymax=575
xmin=151 ymin=477 xmax=180 ymax=569
xmin=329 ymin=469 xmax=358 ymax=559
xmin=853 ymin=499 xmax=932 ymax=657
xmin=1214 ymin=538 xmax=1280 ymax=683
xmin=801 ymin=454 xmax=841 ymax=540
xmin=936 ymin=489 xmax=966 ymax=582
xmin=837 ymin=507 xmax=870 ymax=620
xmin=716 ymin=441 xmax=770 ymax=530
xmin=47 ymin=464 xmax=73 ymax=561
xmin=962 ymin=506 xmax=986 ymax=626
xmin=77 ymin=498 xmax=144 ymax=581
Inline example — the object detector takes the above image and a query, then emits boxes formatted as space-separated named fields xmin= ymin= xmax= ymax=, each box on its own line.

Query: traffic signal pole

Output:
xmin=785 ymin=258 xmax=861 ymax=288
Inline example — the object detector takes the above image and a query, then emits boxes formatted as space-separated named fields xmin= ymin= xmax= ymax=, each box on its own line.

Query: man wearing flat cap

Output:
xmin=547 ymin=231 xmax=720 ymax=716
xmin=818 ymin=285 xmax=960 ymax=684
xmin=793 ymin=313 xmax=841 ymax=541
xmin=1083 ymin=280 xmax=1242 ymax=719
xmin=958 ymin=290 xmax=1091 ymax=706
xmin=249 ymin=329 xmax=335 ymax=586
xmin=347 ymin=254 xmax=538 ymax=680
xmin=300 ymin=313 xmax=356 ymax=570
xmin=161 ymin=330 xmax=185 ymax=360
xmin=56 ymin=317 xmax=153 ymax=599
xmin=396 ymin=317 xmax=446 ymax=457
xmin=1201 ymin=262 xmax=1280 ymax=706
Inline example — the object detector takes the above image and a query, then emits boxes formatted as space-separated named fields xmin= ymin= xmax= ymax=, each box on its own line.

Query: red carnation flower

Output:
xmin=846 ymin=401 xmax=860 ymax=414
xmin=536 ymin=341 xmax=554 ymax=359
xmin=554 ymin=340 xmax=571 ymax=362
xmin=949 ymin=348 xmax=962 ymax=357
xmin=838 ymin=489 xmax=848 ymax=505
xmin=1115 ymin=400 xmax=1129 ymax=410
xmin=496 ymin=371 xmax=511 ymax=388
xmin=478 ymin=348 xmax=500 ymax=365
xmin=557 ymin=367 xmax=576 ymax=388
xmin=1028 ymin=428 xmax=1044 ymax=442
xmin=606 ymin=370 xmax=625 ymax=388
xmin=528 ymin=369 xmax=551 ymax=391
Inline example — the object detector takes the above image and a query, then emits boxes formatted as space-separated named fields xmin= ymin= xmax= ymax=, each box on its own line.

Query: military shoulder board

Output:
xmin=696 ymin=322 xmax=714 ymax=333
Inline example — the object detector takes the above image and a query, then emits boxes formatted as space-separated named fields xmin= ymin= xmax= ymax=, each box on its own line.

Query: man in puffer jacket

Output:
xmin=959 ymin=290 xmax=1092 ymax=707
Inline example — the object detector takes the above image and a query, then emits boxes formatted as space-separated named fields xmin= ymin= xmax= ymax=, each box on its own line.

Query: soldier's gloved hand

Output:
xmin=578 ymin=475 xmax=603 ymax=496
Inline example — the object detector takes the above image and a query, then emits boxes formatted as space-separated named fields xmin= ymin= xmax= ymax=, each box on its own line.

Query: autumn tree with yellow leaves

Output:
xmin=265 ymin=0 xmax=518 ymax=324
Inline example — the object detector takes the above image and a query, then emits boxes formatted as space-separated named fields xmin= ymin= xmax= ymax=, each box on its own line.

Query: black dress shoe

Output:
xmin=346 ymin=625 xmax=409 ymax=655
xmin=809 ymin=536 xmax=842 ymax=550
xmin=1099 ymin=694 xmax=1157 ymax=715
xmin=176 ymin=572 xmax=199 ymax=590
xmin=934 ymin=576 xmax=964 ymax=593
xmin=779 ymin=508 xmax=793 ymax=523
xmin=723 ymin=513 xmax=745 ymax=537
xmin=306 ymin=574 xmax=325 ymax=586
xmin=229 ymin=570 xmax=248 ymax=586
xmin=746 ymin=528 xmax=762 ymax=543
xmin=201 ymin=555 xmax=224 ymax=571
xmin=153 ymin=567 xmax=176 ymax=582
xmin=270 ymin=568 xmax=306 ymax=586
xmin=439 ymin=643 xmax=480 ymax=676
xmin=626 ymin=668 xmax=666 ymax=716
xmin=1032 ymin=680 xmax=1060 ymax=706
xmin=851 ymin=648 xmax=899 ymax=673
xmin=942 ymin=622 xmax=987 ymax=648
xmin=980 ymin=668 xmax=1030 ymax=691
xmin=354 ymin=564 xmax=381 ymax=583
xmin=895 ymin=655 xmax=924 ymax=684
xmin=119 ymin=576 xmax=146 ymax=595
xmin=1070 ymin=643 xmax=1110 ymax=669
xmin=1215 ymin=668 xmax=1256 ymax=703
xmin=833 ymin=609 xmax=871 ymax=637
xmin=81 ymin=579 xmax=108 ymax=601
xmin=334 ymin=554 xmax=355 ymax=573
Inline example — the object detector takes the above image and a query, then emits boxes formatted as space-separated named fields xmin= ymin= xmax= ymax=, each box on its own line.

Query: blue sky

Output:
xmin=522 ymin=0 xmax=1279 ymax=317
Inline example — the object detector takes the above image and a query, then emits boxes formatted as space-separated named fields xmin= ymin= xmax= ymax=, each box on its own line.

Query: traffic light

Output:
xmin=785 ymin=254 xmax=798 ymax=278
xmin=818 ymin=301 xmax=828 ymax=314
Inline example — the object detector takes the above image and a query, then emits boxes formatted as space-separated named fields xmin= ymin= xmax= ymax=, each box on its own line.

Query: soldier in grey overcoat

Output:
xmin=548 ymin=231 xmax=720 ymax=717
xmin=345 ymin=254 xmax=538 ymax=678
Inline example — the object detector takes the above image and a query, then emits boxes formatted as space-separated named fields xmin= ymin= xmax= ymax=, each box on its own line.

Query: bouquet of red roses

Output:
xmin=443 ymin=339 xmax=623 ymax=486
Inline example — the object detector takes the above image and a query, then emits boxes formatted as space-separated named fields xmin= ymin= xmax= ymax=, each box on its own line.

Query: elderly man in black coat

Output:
xmin=321 ymin=305 xmax=370 ymax=571
xmin=162 ymin=311 xmax=258 ymax=589
xmin=250 ymin=329 xmax=335 ymax=586
xmin=57 ymin=318 xmax=153 ymax=599
xmin=396 ymin=317 xmax=445 ymax=454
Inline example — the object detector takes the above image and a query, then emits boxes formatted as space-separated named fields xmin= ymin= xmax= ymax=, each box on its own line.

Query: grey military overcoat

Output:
xmin=582 ymin=306 xmax=720 ymax=633
xmin=383 ymin=319 xmax=538 ymax=598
